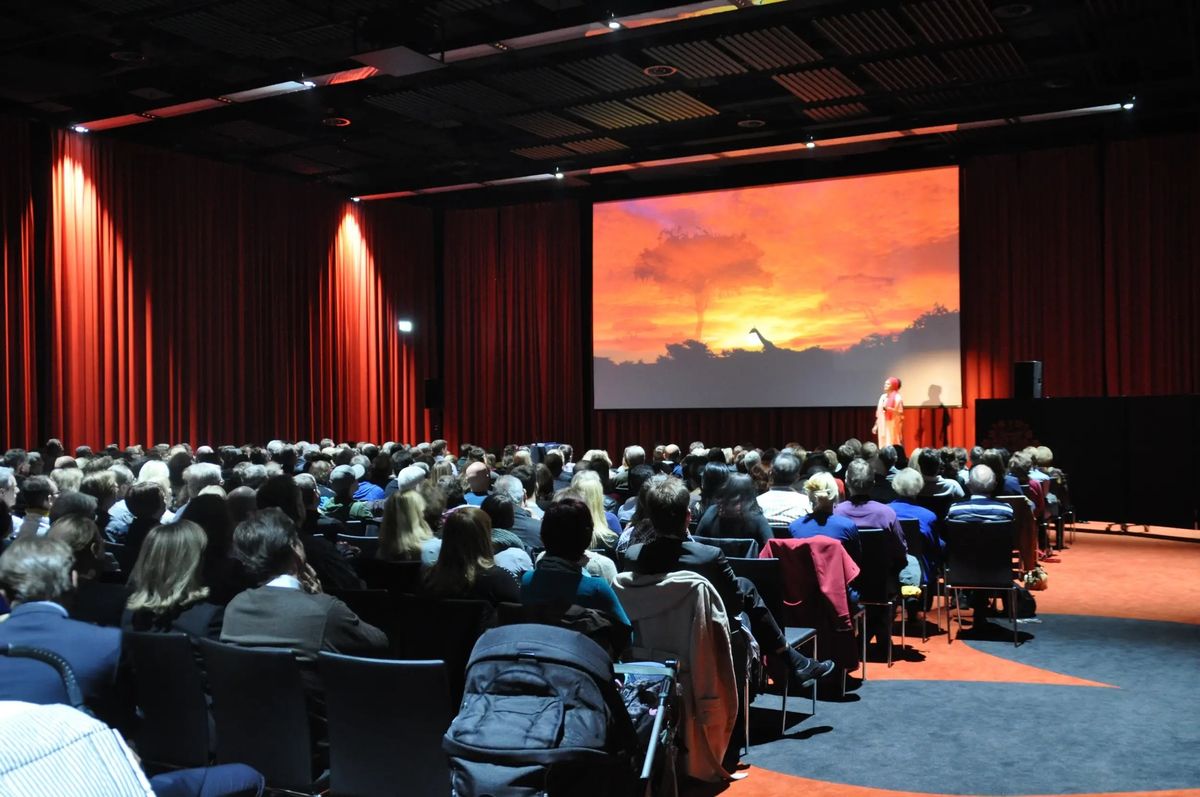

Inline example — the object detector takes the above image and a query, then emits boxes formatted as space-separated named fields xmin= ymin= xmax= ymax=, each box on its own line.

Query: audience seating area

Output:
xmin=0 ymin=437 xmax=1077 ymax=796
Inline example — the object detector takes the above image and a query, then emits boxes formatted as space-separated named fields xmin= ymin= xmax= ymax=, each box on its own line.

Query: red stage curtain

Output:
xmin=0 ymin=117 xmax=38 ymax=449
xmin=47 ymin=130 xmax=433 ymax=449
xmin=442 ymin=202 xmax=583 ymax=450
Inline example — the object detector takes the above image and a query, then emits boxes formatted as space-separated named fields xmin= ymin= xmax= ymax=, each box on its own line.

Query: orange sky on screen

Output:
xmin=593 ymin=167 xmax=959 ymax=363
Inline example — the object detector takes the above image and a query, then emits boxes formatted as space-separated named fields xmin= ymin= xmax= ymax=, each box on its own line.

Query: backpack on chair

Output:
xmin=443 ymin=624 xmax=639 ymax=797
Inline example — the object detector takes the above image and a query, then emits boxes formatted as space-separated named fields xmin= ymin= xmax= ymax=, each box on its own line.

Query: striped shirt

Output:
xmin=946 ymin=495 xmax=1015 ymax=523
xmin=0 ymin=701 xmax=153 ymax=796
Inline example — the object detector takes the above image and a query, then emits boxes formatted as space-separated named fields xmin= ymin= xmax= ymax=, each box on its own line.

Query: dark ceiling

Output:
xmin=2 ymin=0 xmax=1198 ymax=201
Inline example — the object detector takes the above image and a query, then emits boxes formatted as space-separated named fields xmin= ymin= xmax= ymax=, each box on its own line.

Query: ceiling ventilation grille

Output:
xmin=901 ymin=0 xmax=1003 ymax=43
xmin=643 ymin=40 xmax=747 ymax=78
xmin=716 ymin=26 xmax=821 ymax=70
xmin=773 ymin=67 xmax=865 ymax=102
xmin=565 ymin=100 xmax=659 ymax=129
xmin=812 ymin=9 xmax=915 ymax=55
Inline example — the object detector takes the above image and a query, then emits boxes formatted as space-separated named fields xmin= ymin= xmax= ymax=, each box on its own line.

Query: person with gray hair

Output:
xmin=1 ymin=466 xmax=18 ymax=536
xmin=612 ymin=445 xmax=645 ymax=490
xmin=176 ymin=462 xmax=223 ymax=518
xmin=888 ymin=467 xmax=945 ymax=610
xmin=0 ymin=537 xmax=126 ymax=726
xmin=494 ymin=474 xmax=542 ymax=550
xmin=946 ymin=465 xmax=1015 ymax=523
xmin=755 ymin=452 xmax=812 ymax=525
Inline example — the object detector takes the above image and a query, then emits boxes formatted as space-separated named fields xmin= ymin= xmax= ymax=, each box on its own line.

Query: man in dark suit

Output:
xmin=0 ymin=537 xmax=127 ymax=726
xmin=623 ymin=477 xmax=834 ymax=686
xmin=495 ymin=474 xmax=541 ymax=550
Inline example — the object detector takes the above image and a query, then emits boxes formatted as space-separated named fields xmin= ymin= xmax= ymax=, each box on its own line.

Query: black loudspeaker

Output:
xmin=423 ymin=378 xmax=443 ymax=409
xmin=1013 ymin=361 xmax=1043 ymax=399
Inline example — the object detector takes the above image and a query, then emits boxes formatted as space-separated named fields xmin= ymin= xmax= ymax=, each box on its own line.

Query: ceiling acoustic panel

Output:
xmin=812 ymin=9 xmax=915 ymax=56
xmin=366 ymin=90 xmax=468 ymax=126
xmin=901 ymin=0 xmax=1002 ymax=44
xmin=643 ymin=40 xmax=747 ymax=78
xmin=562 ymin=137 xmax=628 ymax=155
xmin=860 ymin=55 xmax=949 ymax=91
xmin=940 ymin=42 xmax=1028 ymax=82
xmin=206 ymin=119 xmax=304 ymax=148
xmin=421 ymin=80 xmax=529 ymax=115
xmin=773 ymin=67 xmax=864 ymax=102
xmin=565 ymin=100 xmax=659 ymax=129
xmin=511 ymin=144 xmax=574 ymax=160
xmin=626 ymin=91 xmax=720 ymax=122
xmin=560 ymin=55 xmax=661 ymax=93
xmin=149 ymin=11 xmax=292 ymax=59
xmin=502 ymin=111 xmax=592 ymax=139
xmin=716 ymin=26 xmax=821 ymax=71
xmin=492 ymin=68 xmax=595 ymax=103
xmin=216 ymin=0 xmax=325 ymax=32
xmin=802 ymin=102 xmax=872 ymax=121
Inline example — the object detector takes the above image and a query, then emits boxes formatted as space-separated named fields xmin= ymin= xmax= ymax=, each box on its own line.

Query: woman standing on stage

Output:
xmin=873 ymin=376 xmax=904 ymax=448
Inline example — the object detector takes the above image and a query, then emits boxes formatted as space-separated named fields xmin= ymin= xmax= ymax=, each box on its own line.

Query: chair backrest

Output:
xmin=728 ymin=556 xmax=784 ymax=629
xmin=319 ymin=653 xmax=452 ymax=797
xmin=356 ymin=558 xmax=424 ymax=593
xmin=898 ymin=518 xmax=924 ymax=559
xmin=942 ymin=520 xmax=1018 ymax=589
xmin=768 ymin=521 xmax=791 ymax=539
xmin=692 ymin=536 xmax=760 ymax=560
xmin=392 ymin=595 xmax=494 ymax=702
xmin=912 ymin=494 xmax=954 ymax=522
xmin=197 ymin=638 xmax=315 ymax=792
xmin=853 ymin=528 xmax=898 ymax=602
xmin=124 ymin=632 xmax=211 ymax=768
xmin=324 ymin=589 xmax=398 ymax=651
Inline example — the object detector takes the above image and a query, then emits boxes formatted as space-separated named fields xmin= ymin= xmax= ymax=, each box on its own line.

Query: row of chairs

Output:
xmin=126 ymin=632 xmax=453 ymax=797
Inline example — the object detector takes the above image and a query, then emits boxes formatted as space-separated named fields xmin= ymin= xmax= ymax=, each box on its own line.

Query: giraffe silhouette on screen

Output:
xmin=748 ymin=327 xmax=780 ymax=353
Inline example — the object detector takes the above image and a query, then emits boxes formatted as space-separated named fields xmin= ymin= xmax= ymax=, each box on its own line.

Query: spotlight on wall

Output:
xmin=1121 ymin=96 xmax=1136 ymax=110
xmin=71 ymin=124 xmax=89 ymax=133
xmin=397 ymin=319 xmax=414 ymax=333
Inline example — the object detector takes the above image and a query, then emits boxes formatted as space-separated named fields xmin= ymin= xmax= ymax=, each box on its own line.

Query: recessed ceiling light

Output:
xmin=606 ymin=17 xmax=622 ymax=30
xmin=322 ymin=116 xmax=352 ymax=127
xmin=737 ymin=118 xmax=766 ymax=128
xmin=805 ymin=140 xmax=816 ymax=149
xmin=643 ymin=64 xmax=678 ymax=78
xmin=397 ymin=319 xmax=413 ymax=333
xmin=351 ymin=197 xmax=361 ymax=203
xmin=992 ymin=3 xmax=1033 ymax=19
xmin=70 ymin=125 xmax=89 ymax=133
xmin=1121 ymin=98 xmax=1135 ymax=110
xmin=301 ymin=80 xmax=317 ymax=88
xmin=554 ymin=169 xmax=565 ymax=180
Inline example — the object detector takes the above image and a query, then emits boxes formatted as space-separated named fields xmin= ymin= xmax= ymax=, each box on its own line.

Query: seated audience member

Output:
xmin=122 ymin=520 xmax=224 ymax=639
xmin=462 ymin=461 xmax=492 ymax=506
xmin=226 ymin=485 xmax=258 ymax=524
xmin=788 ymin=471 xmax=862 ymax=562
xmin=79 ymin=471 xmax=120 ymax=532
xmin=50 ymin=467 xmax=84 ymax=496
xmin=421 ymin=506 xmax=520 ymax=604
xmin=294 ymin=472 xmax=345 ymax=542
xmin=520 ymin=498 xmax=629 ymax=625
xmin=121 ymin=481 xmax=170 ymax=570
xmin=544 ymin=450 xmax=569 ymax=491
xmin=10 ymin=475 xmax=57 ymax=539
xmin=1007 ymin=452 xmax=1047 ymax=519
xmin=320 ymin=465 xmax=358 ymax=522
xmin=615 ymin=474 xmax=663 ymax=555
xmin=612 ymin=445 xmax=645 ymax=491
xmin=178 ymin=494 xmax=246 ymax=604
xmin=696 ymin=462 xmax=731 ymax=518
xmin=623 ymin=476 xmax=834 ymax=686
xmin=0 ymin=466 xmax=17 ymax=536
xmin=695 ymin=473 xmax=773 ymax=551
xmin=256 ymin=475 xmax=363 ymax=592
xmin=220 ymin=509 xmax=387 ymax=661
xmin=175 ymin=462 xmax=223 ymax=518
xmin=755 ymin=453 xmax=812 ymax=525
xmin=480 ymin=494 xmax=534 ymax=578
xmin=565 ymin=470 xmax=621 ymax=542
xmin=869 ymin=446 xmax=900 ymax=503
xmin=980 ymin=448 xmax=1022 ymax=496
xmin=0 ymin=538 xmax=126 ymax=726
xmin=494 ymin=474 xmax=542 ymax=549
xmin=534 ymin=463 xmax=556 ymax=510
xmin=617 ymin=464 xmax=654 ymax=526
xmin=916 ymin=448 xmax=965 ymax=499
xmin=889 ymin=466 xmax=944 ymax=568
xmin=351 ymin=461 xmax=386 ymax=502
xmin=377 ymin=490 xmax=438 ymax=563
xmin=48 ymin=490 xmax=98 ymax=525
xmin=946 ymin=465 xmax=1015 ymax=523
xmin=833 ymin=460 xmax=908 ymax=574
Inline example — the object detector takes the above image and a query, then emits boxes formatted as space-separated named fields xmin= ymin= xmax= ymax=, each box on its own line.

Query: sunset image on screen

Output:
xmin=592 ymin=166 xmax=961 ymax=409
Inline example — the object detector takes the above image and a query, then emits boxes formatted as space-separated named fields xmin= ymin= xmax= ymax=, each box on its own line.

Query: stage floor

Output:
xmin=1072 ymin=519 xmax=1200 ymax=543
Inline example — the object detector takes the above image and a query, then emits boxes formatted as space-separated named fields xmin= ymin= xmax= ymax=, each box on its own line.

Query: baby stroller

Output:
xmin=443 ymin=624 xmax=677 ymax=797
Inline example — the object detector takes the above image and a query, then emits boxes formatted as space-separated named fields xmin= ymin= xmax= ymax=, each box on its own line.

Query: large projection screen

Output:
xmin=592 ymin=167 xmax=961 ymax=409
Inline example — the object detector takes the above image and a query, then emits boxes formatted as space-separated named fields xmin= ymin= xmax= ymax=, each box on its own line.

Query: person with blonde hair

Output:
xmin=377 ymin=490 xmax=438 ymax=563
xmin=565 ymin=470 xmax=620 ymax=547
xmin=421 ymin=506 xmax=519 ymax=604
xmin=122 ymin=520 xmax=223 ymax=638
xmin=787 ymin=471 xmax=862 ymax=562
